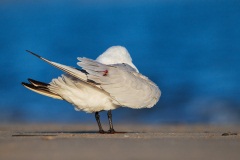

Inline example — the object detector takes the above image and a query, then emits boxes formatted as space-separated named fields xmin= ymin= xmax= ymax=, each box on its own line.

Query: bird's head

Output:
xmin=96 ymin=46 xmax=139 ymax=72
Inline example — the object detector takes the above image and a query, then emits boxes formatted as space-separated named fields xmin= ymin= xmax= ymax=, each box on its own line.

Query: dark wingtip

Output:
xmin=27 ymin=78 xmax=33 ymax=82
xmin=21 ymin=82 xmax=29 ymax=86
xmin=22 ymin=82 xmax=36 ymax=89
xmin=27 ymin=78 xmax=49 ymax=86
xmin=27 ymin=78 xmax=34 ymax=84
xmin=26 ymin=50 xmax=41 ymax=59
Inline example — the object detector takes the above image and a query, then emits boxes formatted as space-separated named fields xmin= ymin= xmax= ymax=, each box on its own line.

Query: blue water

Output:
xmin=0 ymin=0 xmax=240 ymax=124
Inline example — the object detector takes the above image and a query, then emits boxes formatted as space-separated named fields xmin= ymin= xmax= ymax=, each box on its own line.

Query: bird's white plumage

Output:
xmin=77 ymin=57 xmax=160 ymax=109
xmin=96 ymin=46 xmax=139 ymax=72
xmin=48 ymin=74 xmax=118 ymax=112
xmin=28 ymin=46 xmax=161 ymax=113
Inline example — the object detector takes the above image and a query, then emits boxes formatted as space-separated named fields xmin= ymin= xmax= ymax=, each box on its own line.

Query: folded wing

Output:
xmin=77 ymin=58 xmax=161 ymax=109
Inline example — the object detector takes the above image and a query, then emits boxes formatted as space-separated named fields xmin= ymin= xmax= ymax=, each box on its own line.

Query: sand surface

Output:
xmin=0 ymin=124 xmax=239 ymax=160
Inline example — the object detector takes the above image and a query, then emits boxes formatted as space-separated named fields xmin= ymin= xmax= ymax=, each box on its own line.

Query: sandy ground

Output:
xmin=0 ymin=124 xmax=239 ymax=160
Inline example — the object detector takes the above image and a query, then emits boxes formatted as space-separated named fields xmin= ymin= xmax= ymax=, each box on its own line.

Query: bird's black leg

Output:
xmin=107 ymin=110 xmax=115 ymax=134
xmin=95 ymin=112 xmax=104 ymax=134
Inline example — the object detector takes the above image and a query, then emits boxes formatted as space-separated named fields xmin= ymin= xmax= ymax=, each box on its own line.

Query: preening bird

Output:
xmin=22 ymin=46 xmax=161 ymax=133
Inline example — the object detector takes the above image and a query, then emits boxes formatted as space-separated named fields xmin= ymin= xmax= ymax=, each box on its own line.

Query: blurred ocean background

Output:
xmin=0 ymin=0 xmax=239 ymax=125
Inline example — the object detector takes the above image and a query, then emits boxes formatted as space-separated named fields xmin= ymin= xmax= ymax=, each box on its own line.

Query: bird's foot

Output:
xmin=99 ymin=129 xmax=105 ymax=134
xmin=107 ymin=129 xmax=116 ymax=134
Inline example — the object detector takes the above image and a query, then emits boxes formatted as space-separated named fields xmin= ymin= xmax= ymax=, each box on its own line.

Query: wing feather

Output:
xmin=26 ymin=50 xmax=88 ymax=82
xmin=26 ymin=50 xmax=103 ymax=89
xmin=77 ymin=58 xmax=161 ymax=109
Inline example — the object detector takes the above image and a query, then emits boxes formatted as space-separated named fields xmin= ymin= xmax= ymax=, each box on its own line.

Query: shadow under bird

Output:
xmin=22 ymin=46 xmax=161 ymax=133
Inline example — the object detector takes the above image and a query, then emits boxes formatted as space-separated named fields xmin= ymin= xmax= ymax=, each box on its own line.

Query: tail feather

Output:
xmin=22 ymin=80 xmax=63 ymax=100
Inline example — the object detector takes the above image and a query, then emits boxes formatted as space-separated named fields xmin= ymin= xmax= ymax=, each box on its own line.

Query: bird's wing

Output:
xmin=26 ymin=50 xmax=100 ymax=88
xmin=77 ymin=58 xmax=161 ymax=109
xmin=22 ymin=79 xmax=63 ymax=100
